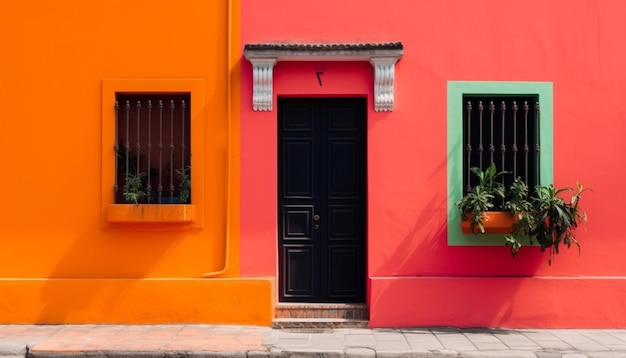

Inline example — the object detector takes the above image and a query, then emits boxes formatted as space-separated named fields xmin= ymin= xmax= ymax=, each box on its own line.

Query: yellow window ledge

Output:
xmin=107 ymin=204 xmax=196 ymax=224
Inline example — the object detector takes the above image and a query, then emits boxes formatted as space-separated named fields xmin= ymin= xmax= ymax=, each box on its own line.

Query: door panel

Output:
xmin=283 ymin=140 xmax=314 ymax=197
xmin=283 ymin=245 xmax=315 ymax=297
xmin=278 ymin=98 xmax=366 ymax=303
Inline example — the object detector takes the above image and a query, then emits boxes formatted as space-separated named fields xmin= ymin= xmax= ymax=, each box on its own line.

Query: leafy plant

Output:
xmin=456 ymin=162 xmax=508 ymax=234
xmin=176 ymin=166 xmax=191 ymax=204
xmin=123 ymin=172 xmax=147 ymax=204
xmin=457 ymin=162 xmax=591 ymax=264
xmin=502 ymin=177 xmax=534 ymax=257
xmin=504 ymin=182 xmax=591 ymax=265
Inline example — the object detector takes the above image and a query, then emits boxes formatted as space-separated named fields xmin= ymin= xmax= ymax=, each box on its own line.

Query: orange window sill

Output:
xmin=106 ymin=204 xmax=196 ymax=224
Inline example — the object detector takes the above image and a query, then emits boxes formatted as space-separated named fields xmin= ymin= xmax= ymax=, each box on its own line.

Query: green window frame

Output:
xmin=447 ymin=81 xmax=553 ymax=245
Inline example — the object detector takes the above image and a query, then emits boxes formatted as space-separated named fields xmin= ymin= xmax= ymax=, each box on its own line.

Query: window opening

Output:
xmin=462 ymin=95 xmax=540 ymax=199
xmin=114 ymin=94 xmax=191 ymax=204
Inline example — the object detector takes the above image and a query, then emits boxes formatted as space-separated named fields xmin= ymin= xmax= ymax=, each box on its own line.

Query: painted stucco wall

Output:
xmin=239 ymin=0 xmax=626 ymax=327
xmin=0 ymin=0 xmax=274 ymax=325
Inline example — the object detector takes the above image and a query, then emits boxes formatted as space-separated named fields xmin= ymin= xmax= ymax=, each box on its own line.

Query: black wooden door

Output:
xmin=278 ymin=98 xmax=366 ymax=303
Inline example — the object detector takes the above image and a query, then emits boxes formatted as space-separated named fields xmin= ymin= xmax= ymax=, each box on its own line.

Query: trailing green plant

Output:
xmin=504 ymin=182 xmax=591 ymax=265
xmin=502 ymin=177 xmax=535 ymax=257
xmin=457 ymin=162 xmax=592 ymax=264
xmin=456 ymin=162 xmax=508 ymax=234
xmin=176 ymin=166 xmax=191 ymax=204
xmin=123 ymin=172 xmax=147 ymax=204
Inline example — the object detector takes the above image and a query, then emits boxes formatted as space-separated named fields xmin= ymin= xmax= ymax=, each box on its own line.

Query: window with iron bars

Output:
xmin=114 ymin=94 xmax=191 ymax=204
xmin=463 ymin=95 xmax=540 ymax=199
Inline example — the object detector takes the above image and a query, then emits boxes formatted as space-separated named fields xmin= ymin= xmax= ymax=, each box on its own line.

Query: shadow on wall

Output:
xmin=369 ymin=159 xmax=546 ymax=327
xmin=374 ymin=163 xmax=545 ymax=277
xmin=37 ymin=229 xmax=187 ymax=323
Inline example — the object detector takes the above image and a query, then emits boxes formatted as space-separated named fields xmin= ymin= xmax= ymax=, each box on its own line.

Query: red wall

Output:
xmin=239 ymin=0 xmax=626 ymax=327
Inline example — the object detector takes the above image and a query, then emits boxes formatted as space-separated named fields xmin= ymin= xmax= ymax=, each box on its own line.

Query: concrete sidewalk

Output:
xmin=1 ymin=325 xmax=626 ymax=358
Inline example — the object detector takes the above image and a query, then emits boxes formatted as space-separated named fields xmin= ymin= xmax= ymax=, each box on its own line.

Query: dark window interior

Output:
xmin=462 ymin=95 xmax=539 ymax=196
xmin=114 ymin=93 xmax=191 ymax=204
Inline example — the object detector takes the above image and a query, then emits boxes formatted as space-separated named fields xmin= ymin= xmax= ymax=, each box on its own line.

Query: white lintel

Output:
xmin=244 ymin=42 xmax=403 ymax=112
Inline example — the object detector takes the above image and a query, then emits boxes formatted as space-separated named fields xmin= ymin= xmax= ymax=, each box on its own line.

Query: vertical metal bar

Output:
xmin=478 ymin=101 xmax=484 ymax=170
xmin=147 ymin=100 xmax=152 ymax=203
xmin=181 ymin=100 xmax=186 ymax=177
xmin=135 ymin=101 xmax=141 ymax=176
xmin=523 ymin=101 xmax=530 ymax=185
xmin=489 ymin=101 xmax=495 ymax=164
xmin=500 ymin=101 xmax=506 ymax=176
xmin=535 ymin=101 xmax=541 ymax=185
xmin=158 ymin=100 xmax=164 ymax=203
xmin=114 ymin=101 xmax=119 ymax=202
xmin=465 ymin=101 xmax=472 ymax=193
xmin=169 ymin=100 xmax=175 ymax=200
xmin=125 ymin=101 xmax=131 ymax=183
xmin=512 ymin=101 xmax=518 ymax=179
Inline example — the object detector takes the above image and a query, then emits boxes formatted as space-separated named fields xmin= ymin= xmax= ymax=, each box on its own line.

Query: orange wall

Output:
xmin=0 ymin=0 xmax=273 ymax=325
xmin=239 ymin=0 xmax=626 ymax=327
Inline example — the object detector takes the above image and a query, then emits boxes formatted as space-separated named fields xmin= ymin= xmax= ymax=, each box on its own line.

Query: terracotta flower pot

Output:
xmin=461 ymin=211 xmax=519 ymax=234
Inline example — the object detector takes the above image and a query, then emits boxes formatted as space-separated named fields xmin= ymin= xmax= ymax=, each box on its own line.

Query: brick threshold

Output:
xmin=273 ymin=303 xmax=369 ymax=329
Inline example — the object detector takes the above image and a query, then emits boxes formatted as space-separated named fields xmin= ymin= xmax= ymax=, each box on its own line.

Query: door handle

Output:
xmin=313 ymin=214 xmax=320 ymax=221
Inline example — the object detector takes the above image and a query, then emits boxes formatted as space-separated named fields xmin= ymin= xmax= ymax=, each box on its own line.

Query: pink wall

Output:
xmin=239 ymin=0 xmax=626 ymax=327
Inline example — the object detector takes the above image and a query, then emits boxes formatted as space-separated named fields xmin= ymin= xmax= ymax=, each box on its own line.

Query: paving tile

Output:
xmin=0 ymin=341 xmax=27 ymax=356
xmin=522 ymin=330 xmax=563 ymax=341
xmin=0 ymin=327 xmax=30 ymax=335
xmin=494 ymin=332 xmax=541 ymax=349
xmin=550 ymin=331 xmax=610 ymax=352
xmin=472 ymin=341 xmax=510 ymax=350
xmin=374 ymin=338 xmax=411 ymax=352
xmin=533 ymin=339 xmax=576 ymax=350
xmin=435 ymin=333 xmax=478 ymax=351
xmin=403 ymin=331 xmax=445 ymax=351
xmin=461 ymin=351 xmax=537 ymax=358
xmin=309 ymin=334 xmax=346 ymax=349
xmin=344 ymin=347 xmax=376 ymax=356
xmin=273 ymin=336 xmax=311 ymax=348
xmin=464 ymin=332 xmax=504 ymax=343
xmin=535 ymin=353 xmax=565 ymax=358
xmin=587 ymin=352 xmax=626 ymax=358
xmin=582 ymin=331 xmax=626 ymax=345
xmin=344 ymin=328 xmax=375 ymax=335
xmin=344 ymin=334 xmax=376 ymax=348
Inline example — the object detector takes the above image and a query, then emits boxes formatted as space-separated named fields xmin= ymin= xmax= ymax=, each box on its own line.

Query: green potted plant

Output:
xmin=505 ymin=182 xmax=590 ymax=265
xmin=176 ymin=165 xmax=191 ymax=204
xmin=457 ymin=162 xmax=591 ymax=264
xmin=123 ymin=172 xmax=147 ymax=204
xmin=456 ymin=162 xmax=509 ymax=234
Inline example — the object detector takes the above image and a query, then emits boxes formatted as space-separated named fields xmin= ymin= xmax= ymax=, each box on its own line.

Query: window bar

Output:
xmin=535 ymin=101 xmax=541 ymax=186
xmin=135 ymin=101 xmax=141 ymax=178
xmin=146 ymin=100 xmax=153 ymax=203
xmin=523 ymin=101 xmax=530 ymax=185
xmin=500 ymin=101 xmax=506 ymax=180
xmin=489 ymin=101 xmax=495 ymax=164
xmin=169 ymin=100 xmax=175 ymax=201
xmin=125 ymin=101 xmax=131 ymax=189
xmin=114 ymin=101 xmax=120 ymax=200
xmin=465 ymin=101 xmax=472 ymax=193
xmin=478 ymin=101 xmax=484 ymax=170
xmin=180 ymin=100 xmax=187 ymax=202
xmin=181 ymin=100 xmax=186 ymax=171
xmin=158 ymin=100 xmax=164 ymax=203
xmin=512 ymin=101 xmax=518 ymax=179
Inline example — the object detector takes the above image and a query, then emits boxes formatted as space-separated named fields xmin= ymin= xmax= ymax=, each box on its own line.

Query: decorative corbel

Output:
xmin=249 ymin=58 xmax=277 ymax=111
xmin=370 ymin=57 xmax=399 ymax=112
